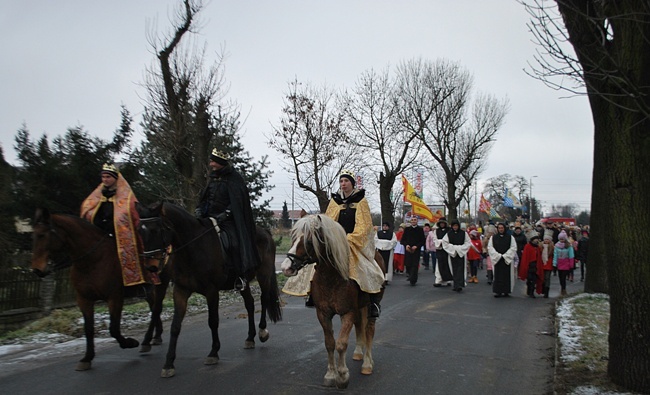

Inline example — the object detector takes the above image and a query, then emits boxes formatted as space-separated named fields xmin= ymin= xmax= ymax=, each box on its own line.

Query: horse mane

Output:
xmin=50 ymin=213 xmax=106 ymax=236
xmin=292 ymin=214 xmax=350 ymax=280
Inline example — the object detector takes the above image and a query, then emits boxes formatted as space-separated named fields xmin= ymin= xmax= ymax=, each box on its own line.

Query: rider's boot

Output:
xmin=368 ymin=293 xmax=381 ymax=318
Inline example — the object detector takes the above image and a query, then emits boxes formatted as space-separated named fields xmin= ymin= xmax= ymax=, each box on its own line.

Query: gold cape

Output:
xmin=80 ymin=174 xmax=146 ymax=286
xmin=282 ymin=191 xmax=385 ymax=296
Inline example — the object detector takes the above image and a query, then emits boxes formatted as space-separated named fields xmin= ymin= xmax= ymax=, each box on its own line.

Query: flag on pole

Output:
xmin=490 ymin=207 xmax=500 ymax=218
xmin=402 ymin=175 xmax=440 ymax=223
xmin=503 ymin=188 xmax=523 ymax=208
xmin=478 ymin=193 xmax=492 ymax=213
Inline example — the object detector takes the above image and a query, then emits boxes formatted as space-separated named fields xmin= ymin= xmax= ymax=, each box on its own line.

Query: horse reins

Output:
xmin=139 ymin=216 xmax=220 ymax=258
xmin=45 ymin=223 xmax=111 ymax=268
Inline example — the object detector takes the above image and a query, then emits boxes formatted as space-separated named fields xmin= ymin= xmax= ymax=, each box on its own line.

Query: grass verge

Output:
xmin=554 ymin=293 xmax=638 ymax=395
xmin=1 ymin=274 xmax=289 ymax=345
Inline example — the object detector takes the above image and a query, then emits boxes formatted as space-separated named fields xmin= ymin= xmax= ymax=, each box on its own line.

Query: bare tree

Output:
xmin=396 ymin=58 xmax=508 ymax=221
xmin=268 ymin=78 xmax=357 ymax=213
xmin=523 ymin=1 xmax=650 ymax=391
xmin=342 ymin=67 xmax=422 ymax=226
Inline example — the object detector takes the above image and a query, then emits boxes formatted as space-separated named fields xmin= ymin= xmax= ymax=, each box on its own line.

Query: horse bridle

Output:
xmin=285 ymin=238 xmax=316 ymax=272
xmin=139 ymin=215 xmax=220 ymax=258
xmin=138 ymin=217 xmax=172 ymax=260
xmin=37 ymin=221 xmax=110 ymax=270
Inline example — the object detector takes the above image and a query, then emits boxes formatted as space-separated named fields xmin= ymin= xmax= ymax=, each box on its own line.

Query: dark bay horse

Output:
xmin=30 ymin=208 xmax=166 ymax=371
xmin=281 ymin=214 xmax=385 ymax=389
xmin=136 ymin=201 xmax=282 ymax=378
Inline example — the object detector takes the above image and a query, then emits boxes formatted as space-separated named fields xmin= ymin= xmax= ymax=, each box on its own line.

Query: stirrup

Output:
xmin=368 ymin=303 xmax=381 ymax=318
xmin=235 ymin=277 xmax=247 ymax=291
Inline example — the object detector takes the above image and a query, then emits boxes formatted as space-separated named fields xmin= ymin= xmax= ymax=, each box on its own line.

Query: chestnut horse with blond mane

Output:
xmin=281 ymin=214 xmax=384 ymax=389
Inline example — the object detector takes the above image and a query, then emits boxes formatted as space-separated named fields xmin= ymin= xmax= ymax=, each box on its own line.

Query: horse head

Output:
xmin=136 ymin=202 xmax=173 ymax=272
xmin=281 ymin=214 xmax=350 ymax=279
xmin=31 ymin=208 xmax=65 ymax=277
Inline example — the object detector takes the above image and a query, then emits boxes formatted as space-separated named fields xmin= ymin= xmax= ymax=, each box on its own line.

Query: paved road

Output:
xmin=0 ymin=259 xmax=579 ymax=394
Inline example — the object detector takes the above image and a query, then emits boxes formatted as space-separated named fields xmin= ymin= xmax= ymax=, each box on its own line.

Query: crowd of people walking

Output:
xmin=378 ymin=217 xmax=589 ymax=299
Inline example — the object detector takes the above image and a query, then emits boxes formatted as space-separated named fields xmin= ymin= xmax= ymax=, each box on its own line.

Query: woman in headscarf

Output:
xmin=487 ymin=222 xmax=517 ymax=297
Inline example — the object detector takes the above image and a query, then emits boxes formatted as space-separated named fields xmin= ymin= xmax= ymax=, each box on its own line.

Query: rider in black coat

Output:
xmin=196 ymin=148 xmax=260 ymax=291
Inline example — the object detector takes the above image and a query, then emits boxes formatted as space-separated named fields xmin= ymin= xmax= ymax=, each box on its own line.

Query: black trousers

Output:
xmin=405 ymin=251 xmax=420 ymax=284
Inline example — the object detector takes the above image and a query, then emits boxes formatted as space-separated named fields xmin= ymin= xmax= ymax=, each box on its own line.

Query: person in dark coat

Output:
xmin=513 ymin=226 xmax=528 ymax=262
xmin=401 ymin=216 xmax=426 ymax=286
xmin=576 ymin=230 xmax=589 ymax=282
xmin=195 ymin=148 xmax=260 ymax=291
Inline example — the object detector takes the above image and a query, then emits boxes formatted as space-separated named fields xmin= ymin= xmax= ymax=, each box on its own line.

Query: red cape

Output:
xmin=518 ymin=243 xmax=545 ymax=294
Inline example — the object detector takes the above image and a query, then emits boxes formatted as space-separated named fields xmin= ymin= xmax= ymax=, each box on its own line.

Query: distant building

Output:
xmin=272 ymin=209 xmax=308 ymax=227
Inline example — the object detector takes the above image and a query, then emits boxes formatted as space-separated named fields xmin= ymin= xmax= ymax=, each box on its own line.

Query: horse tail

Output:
xmin=264 ymin=268 xmax=283 ymax=323
xmin=256 ymin=226 xmax=283 ymax=323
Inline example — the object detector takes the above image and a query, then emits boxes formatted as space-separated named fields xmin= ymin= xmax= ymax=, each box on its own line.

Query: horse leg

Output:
xmin=161 ymin=285 xmax=190 ymax=378
xmin=317 ymin=311 xmax=338 ymax=388
xmin=361 ymin=316 xmax=377 ymax=375
xmin=76 ymin=298 xmax=95 ymax=371
xmin=204 ymin=289 xmax=221 ymax=365
xmin=258 ymin=299 xmax=269 ymax=343
xmin=140 ymin=283 xmax=163 ymax=353
xmin=239 ymin=287 xmax=256 ymax=349
xmin=140 ymin=285 xmax=166 ymax=351
xmin=334 ymin=313 xmax=355 ymax=389
xmin=108 ymin=296 xmax=140 ymax=349
xmin=353 ymin=308 xmax=366 ymax=361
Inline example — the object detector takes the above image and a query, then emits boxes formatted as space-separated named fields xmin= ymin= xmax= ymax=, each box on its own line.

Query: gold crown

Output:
xmin=340 ymin=169 xmax=356 ymax=179
xmin=211 ymin=148 xmax=229 ymax=160
xmin=102 ymin=163 xmax=119 ymax=174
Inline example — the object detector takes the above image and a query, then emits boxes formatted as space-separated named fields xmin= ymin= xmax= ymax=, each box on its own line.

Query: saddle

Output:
xmin=208 ymin=217 xmax=232 ymax=253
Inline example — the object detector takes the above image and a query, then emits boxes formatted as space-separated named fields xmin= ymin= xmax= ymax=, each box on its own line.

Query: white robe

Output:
xmin=487 ymin=235 xmax=518 ymax=293
xmin=375 ymin=231 xmax=397 ymax=283
xmin=441 ymin=231 xmax=472 ymax=285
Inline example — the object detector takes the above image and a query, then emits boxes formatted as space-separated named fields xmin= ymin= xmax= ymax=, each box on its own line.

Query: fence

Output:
xmin=0 ymin=267 xmax=76 ymax=332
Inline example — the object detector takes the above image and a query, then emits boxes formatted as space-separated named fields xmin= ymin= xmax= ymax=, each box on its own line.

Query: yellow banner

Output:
xmin=402 ymin=175 xmax=440 ymax=223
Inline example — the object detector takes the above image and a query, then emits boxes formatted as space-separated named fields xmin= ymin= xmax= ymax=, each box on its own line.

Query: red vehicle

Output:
xmin=539 ymin=217 xmax=577 ymax=226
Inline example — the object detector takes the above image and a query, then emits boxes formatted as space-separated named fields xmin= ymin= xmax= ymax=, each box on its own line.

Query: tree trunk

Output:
xmin=583 ymin=97 xmax=608 ymax=294
xmin=317 ymin=190 xmax=329 ymax=214
xmin=603 ymin=102 xmax=650 ymax=393
xmin=556 ymin=1 xmax=650 ymax=390
xmin=378 ymin=172 xmax=396 ymax=227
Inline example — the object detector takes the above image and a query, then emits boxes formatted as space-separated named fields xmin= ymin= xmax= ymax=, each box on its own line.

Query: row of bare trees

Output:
xmin=268 ymin=59 xmax=509 ymax=225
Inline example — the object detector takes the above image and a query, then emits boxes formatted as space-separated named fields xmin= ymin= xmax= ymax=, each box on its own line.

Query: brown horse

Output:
xmin=30 ymin=208 xmax=166 ymax=371
xmin=136 ymin=201 xmax=282 ymax=378
xmin=281 ymin=214 xmax=385 ymax=389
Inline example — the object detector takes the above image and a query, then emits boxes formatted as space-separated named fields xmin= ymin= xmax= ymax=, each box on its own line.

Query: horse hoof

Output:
xmin=204 ymin=356 xmax=219 ymax=365
xmin=161 ymin=368 xmax=175 ymax=378
xmin=352 ymin=353 xmax=363 ymax=361
xmin=259 ymin=328 xmax=269 ymax=343
xmin=152 ymin=338 xmax=163 ymax=346
xmin=121 ymin=338 xmax=140 ymax=349
xmin=336 ymin=378 xmax=350 ymax=389
xmin=139 ymin=344 xmax=152 ymax=353
xmin=75 ymin=361 xmax=92 ymax=371
xmin=244 ymin=340 xmax=255 ymax=349
xmin=361 ymin=366 xmax=373 ymax=375
xmin=323 ymin=377 xmax=336 ymax=387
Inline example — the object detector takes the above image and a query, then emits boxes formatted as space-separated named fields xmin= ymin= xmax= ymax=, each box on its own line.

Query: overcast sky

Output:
xmin=1 ymin=1 xmax=594 ymax=214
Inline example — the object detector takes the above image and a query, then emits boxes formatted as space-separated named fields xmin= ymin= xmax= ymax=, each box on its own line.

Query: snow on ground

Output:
xmin=556 ymin=293 xmax=590 ymax=363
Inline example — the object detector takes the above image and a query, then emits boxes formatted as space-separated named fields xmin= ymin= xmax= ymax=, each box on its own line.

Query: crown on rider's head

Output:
xmin=210 ymin=148 xmax=229 ymax=166
xmin=101 ymin=163 xmax=119 ymax=179
xmin=339 ymin=169 xmax=356 ymax=187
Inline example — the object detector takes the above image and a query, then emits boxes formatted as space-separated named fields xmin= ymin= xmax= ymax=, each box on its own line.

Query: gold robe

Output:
xmin=80 ymin=174 xmax=146 ymax=286
xmin=282 ymin=192 xmax=385 ymax=296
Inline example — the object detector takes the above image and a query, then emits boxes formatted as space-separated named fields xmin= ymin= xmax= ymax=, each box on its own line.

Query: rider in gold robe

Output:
xmin=283 ymin=170 xmax=385 ymax=317
xmin=80 ymin=163 xmax=148 ymax=286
